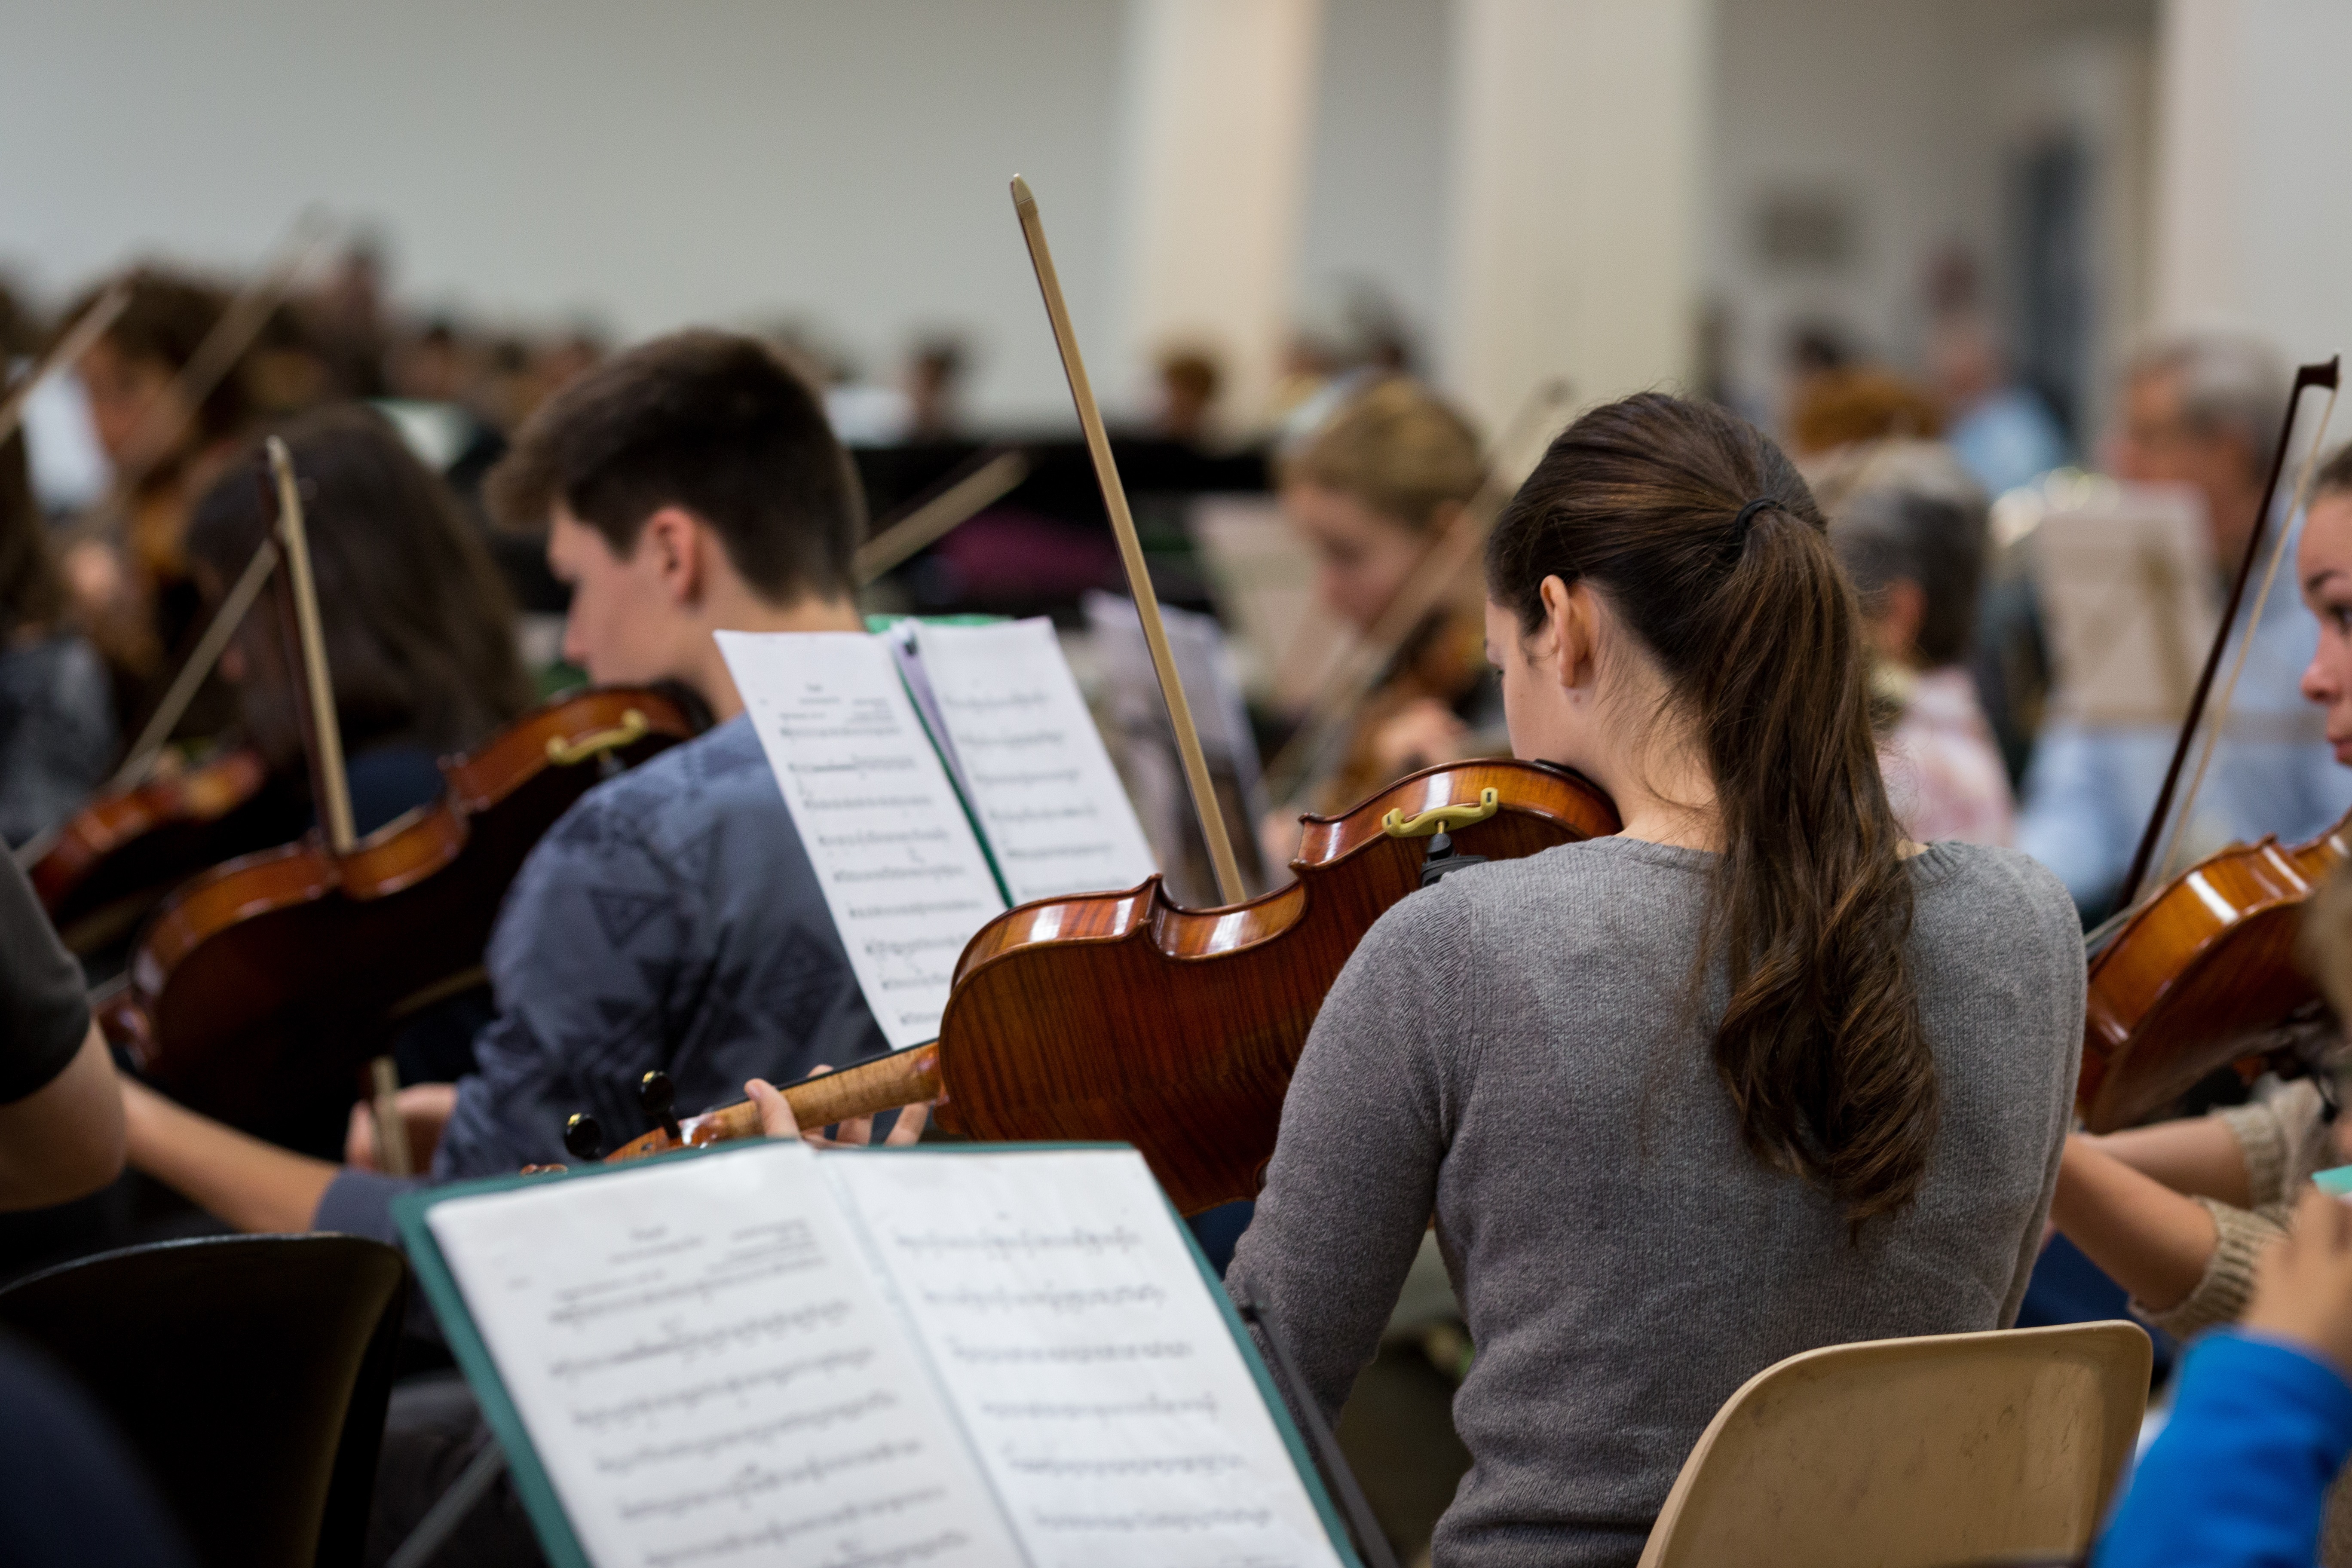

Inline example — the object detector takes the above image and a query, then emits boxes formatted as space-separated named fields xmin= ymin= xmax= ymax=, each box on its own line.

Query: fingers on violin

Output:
xmin=745 ymin=1078 xmax=801 ymax=1140
xmin=884 ymin=1101 xmax=930 ymax=1146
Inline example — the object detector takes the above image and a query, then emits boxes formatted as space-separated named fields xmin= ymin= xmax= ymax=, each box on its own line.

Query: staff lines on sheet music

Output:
xmin=817 ymin=827 xmax=957 ymax=850
xmin=1001 ymin=1447 xmax=1251 ymax=1479
xmin=863 ymin=934 xmax=968 ymax=958
xmin=846 ymin=898 xmax=989 ymax=919
xmin=569 ymin=1345 xmax=877 ymax=1430
xmin=617 ymin=1440 xmax=925 ymax=1521
xmin=773 ymin=723 xmax=900 ymax=740
xmin=968 ymin=766 xmax=1082 ymax=788
xmin=548 ymin=1250 xmax=825 ymax=1327
xmin=799 ymin=793 xmax=937 ymax=811
xmin=878 ymin=972 xmax=954 ymax=992
xmin=640 ymin=1487 xmax=957 ymax=1568
xmin=549 ymin=1302 xmax=856 ymax=1383
xmin=889 ymin=1224 xmax=1145 ymax=1259
xmin=833 ymin=865 xmax=973 ymax=885
xmin=917 ymin=1281 xmax=1167 ymax=1316
xmin=591 ymin=1390 xmax=903 ymax=1477
xmin=954 ymin=728 xmax=1067 ymax=749
xmin=943 ymin=1336 xmax=1194 ymax=1366
xmin=975 ymin=1391 xmax=1220 ymax=1422
xmin=787 ymin=756 xmax=922 ymax=779
xmin=936 ymin=690 xmax=1050 ymax=712
xmin=999 ymin=842 xmax=1116 ymax=862
xmin=1027 ymin=1505 xmax=1278 ymax=1534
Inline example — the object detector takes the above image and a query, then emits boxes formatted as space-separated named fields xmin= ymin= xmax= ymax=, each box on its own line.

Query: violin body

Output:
xmin=2078 ymin=805 xmax=2351 ymax=1132
xmin=604 ymin=758 xmax=1618 ymax=1212
xmin=101 ymin=688 xmax=700 ymax=1148
xmin=26 ymin=746 xmax=291 ymax=957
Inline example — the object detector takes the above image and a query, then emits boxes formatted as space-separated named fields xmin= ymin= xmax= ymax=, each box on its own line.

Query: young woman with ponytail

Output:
xmin=1225 ymin=392 xmax=2085 ymax=1567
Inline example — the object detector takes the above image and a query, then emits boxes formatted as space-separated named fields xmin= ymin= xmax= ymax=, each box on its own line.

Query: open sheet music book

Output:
xmin=395 ymin=1143 xmax=1356 ymax=1568
xmin=715 ymin=619 xmax=1157 ymax=1050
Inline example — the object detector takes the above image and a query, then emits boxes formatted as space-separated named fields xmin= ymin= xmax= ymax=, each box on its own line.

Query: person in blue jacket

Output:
xmin=2098 ymin=1182 xmax=2352 ymax=1568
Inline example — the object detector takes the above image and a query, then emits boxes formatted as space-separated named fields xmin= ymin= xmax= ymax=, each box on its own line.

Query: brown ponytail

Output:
xmin=1486 ymin=392 xmax=1937 ymax=1225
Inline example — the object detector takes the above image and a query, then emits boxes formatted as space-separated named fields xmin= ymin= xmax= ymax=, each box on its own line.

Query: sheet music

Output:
xmin=828 ymin=1149 xmax=1346 ymax=1568
xmin=910 ymin=619 xmax=1158 ymax=904
xmin=426 ymin=1144 xmax=1024 ymax=1568
xmin=718 ymin=631 xmax=1007 ymax=1049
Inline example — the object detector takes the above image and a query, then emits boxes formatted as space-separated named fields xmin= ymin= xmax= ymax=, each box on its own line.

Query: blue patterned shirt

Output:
xmin=316 ymin=714 xmax=885 ymax=1239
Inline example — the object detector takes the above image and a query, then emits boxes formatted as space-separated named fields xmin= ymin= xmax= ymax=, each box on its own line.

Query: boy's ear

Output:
xmin=639 ymin=506 xmax=705 ymax=605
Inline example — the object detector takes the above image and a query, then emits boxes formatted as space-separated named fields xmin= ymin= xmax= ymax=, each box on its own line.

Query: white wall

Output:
xmin=2156 ymin=0 xmax=2352 ymax=368
xmin=1706 ymin=0 xmax=2156 ymax=438
xmin=0 ymin=0 xmax=1128 ymax=425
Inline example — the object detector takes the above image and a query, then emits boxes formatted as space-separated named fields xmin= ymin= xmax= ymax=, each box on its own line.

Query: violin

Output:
xmin=21 ymin=744 xmax=286 ymax=957
xmin=2076 ymin=358 xmax=2344 ymax=1130
xmin=594 ymin=755 xmax=1617 ymax=1210
xmin=2077 ymin=805 xmax=2348 ymax=1131
xmin=100 ymin=684 xmax=701 ymax=1147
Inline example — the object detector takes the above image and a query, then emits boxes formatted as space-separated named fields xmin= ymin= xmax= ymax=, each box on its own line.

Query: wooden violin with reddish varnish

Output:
xmin=100 ymin=687 xmax=700 ymax=1148
xmin=604 ymin=758 xmax=1617 ymax=1210
xmin=2077 ymin=807 xmax=2350 ymax=1132
xmin=22 ymin=746 xmax=287 ymax=956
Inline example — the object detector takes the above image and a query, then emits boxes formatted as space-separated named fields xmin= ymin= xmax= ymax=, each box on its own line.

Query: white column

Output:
xmin=1113 ymin=0 xmax=1326 ymax=432
xmin=1441 ymin=0 xmax=1710 ymax=438
xmin=2155 ymin=0 xmax=2352 ymax=362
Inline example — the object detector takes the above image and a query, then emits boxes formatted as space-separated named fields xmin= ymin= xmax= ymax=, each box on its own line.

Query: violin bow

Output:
xmin=2114 ymin=356 xmax=2341 ymax=911
xmin=64 ymin=210 xmax=336 ymax=547
xmin=852 ymin=447 xmax=1031 ymax=587
xmin=1261 ymin=378 xmax=1573 ymax=812
xmin=106 ymin=531 xmax=282 ymax=790
xmin=1010 ymin=175 xmax=1249 ymax=905
xmin=265 ymin=436 xmax=356 ymax=855
xmin=0 ymin=281 xmax=132 ymax=450
xmin=2148 ymin=369 xmax=2342 ymax=886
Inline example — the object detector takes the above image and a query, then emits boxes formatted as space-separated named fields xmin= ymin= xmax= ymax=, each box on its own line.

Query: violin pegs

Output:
xmin=563 ymin=1112 xmax=605 ymax=1162
xmin=638 ymin=1069 xmax=683 ymax=1144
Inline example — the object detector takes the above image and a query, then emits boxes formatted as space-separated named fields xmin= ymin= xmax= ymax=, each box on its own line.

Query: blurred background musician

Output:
xmin=2016 ymin=331 xmax=2352 ymax=916
xmin=185 ymin=404 xmax=533 ymax=841
xmin=54 ymin=270 xmax=254 ymax=724
xmin=0 ymin=425 xmax=112 ymax=848
xmin=2043 ymin=444 xmax=2352 ymax=1565
xmin=119 ymin=330 xmax=887 ymax=1244
xmin=1816 ymin=441 xmax=2013 ymax=847
xmin=1272 ymin=376 xmax=1497 ymax=826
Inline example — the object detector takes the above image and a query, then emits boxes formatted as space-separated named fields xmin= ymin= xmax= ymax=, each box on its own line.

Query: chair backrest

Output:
xmin=1638 ymin=1320 xmax=2150 ymax=1568
xmin=0 ymin=1233 xmax=407 ymax=1568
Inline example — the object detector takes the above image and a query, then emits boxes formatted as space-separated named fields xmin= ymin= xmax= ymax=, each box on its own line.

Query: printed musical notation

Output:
xmin=717 ymin=631 xmax=1008 ymax=1050
xmin=829 ymin=1150 xmax=1345 ymax=1568
xmin=910 ymin=619 xmax=1158 ymax=905
xmin=427 ymin=1143 xmax=1023 ymax=1568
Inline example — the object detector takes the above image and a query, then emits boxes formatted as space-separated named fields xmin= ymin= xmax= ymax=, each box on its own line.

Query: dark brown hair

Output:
xmin=2315 ymin=442 xmax=2352 ymax=501
xmin=1280 ymin=375 xmax=1483 ymax=532
xmin=67 ymin=267 xmax=253 ymax=449
xmin=188 ymin=406 xmax=532 ymax=765
xmin=1487 ymin=392 xmax=1936 ymax=1225
xmin=484 ymin=330 xmax=861 ymax=604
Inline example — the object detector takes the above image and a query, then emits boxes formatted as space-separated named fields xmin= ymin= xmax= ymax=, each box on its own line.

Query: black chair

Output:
xmin=0 ymin=1234 xmax=407 ymax=1568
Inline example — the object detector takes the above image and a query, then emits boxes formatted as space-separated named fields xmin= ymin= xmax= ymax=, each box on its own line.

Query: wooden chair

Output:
xmin=1638 ymin=1320 xmax=2150 ymax=1568
xmin=0 ymin=1234 xmax=407 ymax=1568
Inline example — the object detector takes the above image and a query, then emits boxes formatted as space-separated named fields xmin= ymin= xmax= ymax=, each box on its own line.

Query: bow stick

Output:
xmin=1011 ymin=175 xmax=1248 ymax=904
xmin=0 ymin=281 xmax=132 ymax=450
xmin=2113 ymin=357 xmax=2340 ymax=911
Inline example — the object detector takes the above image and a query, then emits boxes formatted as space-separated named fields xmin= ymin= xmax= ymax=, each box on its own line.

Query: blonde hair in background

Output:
xmin=1280 ymin=376 xmax=1483 ymax=533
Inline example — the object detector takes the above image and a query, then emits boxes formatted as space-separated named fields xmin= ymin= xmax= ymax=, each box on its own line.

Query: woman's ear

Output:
xmin=1539 ymin=574 xmax=1596 ymax=695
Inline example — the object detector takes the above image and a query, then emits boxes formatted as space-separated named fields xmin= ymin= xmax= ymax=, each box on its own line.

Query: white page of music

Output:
xmin=827 ymin=1148 xmax=1346 ymax=1568
xmin=910 ymin=619 xmax=1157 ymax=905
xmin=425 ymin=1144 xmax=1025 ymax=1568
xmin=717 ymin=631 xmax=1007 ymax=1049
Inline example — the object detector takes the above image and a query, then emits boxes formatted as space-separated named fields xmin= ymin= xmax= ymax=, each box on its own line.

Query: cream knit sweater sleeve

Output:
xmin=2135 ymin=1079 xmax=2330 ymax=1338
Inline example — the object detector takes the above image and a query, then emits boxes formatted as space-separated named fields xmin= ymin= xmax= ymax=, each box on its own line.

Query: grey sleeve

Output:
xmin=1225 ymin=887 xmax=1467 ymax=1426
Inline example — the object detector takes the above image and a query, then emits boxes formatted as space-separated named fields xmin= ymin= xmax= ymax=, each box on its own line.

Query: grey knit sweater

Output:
xmin=1228 ymin=836 xmax=2084 ymax=1568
